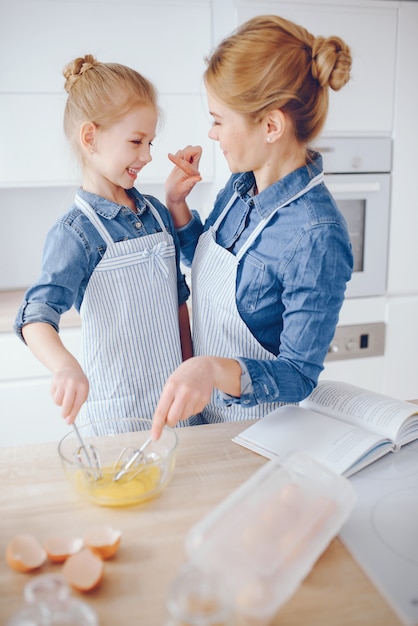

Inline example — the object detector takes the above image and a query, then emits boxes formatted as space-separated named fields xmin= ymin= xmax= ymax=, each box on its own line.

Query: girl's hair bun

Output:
xmin=63 ymin=54 xmax=98 ymax=93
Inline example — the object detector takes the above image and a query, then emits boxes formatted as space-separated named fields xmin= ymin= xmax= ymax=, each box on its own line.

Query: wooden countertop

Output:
xmin=0 ymin=289 xmax=80 ymax=333
xmin=0 ymin=421 xmax=402 ymax=626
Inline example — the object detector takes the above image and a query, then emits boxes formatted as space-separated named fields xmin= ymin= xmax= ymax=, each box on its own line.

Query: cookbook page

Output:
xmin=232 ymin=405 xmax=390 ymax=476
xmin=301 ymin=381 xmax=418 ymax=442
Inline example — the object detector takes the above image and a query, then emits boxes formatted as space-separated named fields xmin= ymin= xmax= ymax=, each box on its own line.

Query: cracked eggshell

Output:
xmin=43 ymin=534 xmax=84 ymax=563
xmin=62 ymin=548 xmax=105 ymax=592
xmin=6 ymin=534 xmax=47 ymax=573
xmin=82 ymin=526 xmax=122 ymax=560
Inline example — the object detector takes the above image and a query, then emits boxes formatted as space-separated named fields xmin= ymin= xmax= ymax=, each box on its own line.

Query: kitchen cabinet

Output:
xmin=383 ymin=296 xmax=418 ymax=401
xmin=0 ymin=327 xmax=81 ymax=446
xmin=235 ymin=0 xmax=398 ymax=135
xmin=320 ymin=356 xmax=385 ymax=394
xmin=0 ymin=0 xmax=214 ymax=187
xmin=0 ymin=379 xmax=70 ymax=446
xmin=0 ymin=93 xmax=213 ymax=187
xmin=387 ymin=1 xmax=418 ymax=294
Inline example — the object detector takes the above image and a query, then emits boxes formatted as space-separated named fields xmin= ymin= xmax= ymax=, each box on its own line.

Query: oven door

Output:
xmin=325 ymin=172 xmax=391 ymax=298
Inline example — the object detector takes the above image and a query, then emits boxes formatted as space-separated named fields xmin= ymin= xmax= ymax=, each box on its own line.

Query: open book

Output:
xmin=232 ymin=380 xmax=418 ymax=477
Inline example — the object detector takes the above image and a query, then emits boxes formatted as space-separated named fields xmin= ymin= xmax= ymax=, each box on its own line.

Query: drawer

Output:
xmin=0 ymin=378 xmax=69 ymax=446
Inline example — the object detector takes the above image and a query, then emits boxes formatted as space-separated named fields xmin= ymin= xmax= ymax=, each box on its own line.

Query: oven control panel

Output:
xmin=326 ymin=322 xmax=386 ymax=361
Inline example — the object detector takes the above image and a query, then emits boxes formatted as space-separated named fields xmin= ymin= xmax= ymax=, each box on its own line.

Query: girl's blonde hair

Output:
xmin=204 ymin=15 xmax=352 ymax=143
xmin=63 ymin=54 xmax=157 ymax=158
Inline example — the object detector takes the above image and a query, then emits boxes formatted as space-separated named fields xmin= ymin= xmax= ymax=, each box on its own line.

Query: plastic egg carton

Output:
xmin=185 ymin=450 xmax=356 ymax=623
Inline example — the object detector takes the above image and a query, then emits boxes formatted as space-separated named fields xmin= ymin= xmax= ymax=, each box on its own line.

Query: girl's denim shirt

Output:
xmin=177 ymin=151 xmax=354 ymax=405
xmin=15 ymin=187 xmax=190 ymax=341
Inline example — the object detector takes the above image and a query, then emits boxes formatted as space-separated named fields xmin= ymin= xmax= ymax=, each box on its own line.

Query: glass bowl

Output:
xmin=58 ymin=418 xmax=178 ymax=507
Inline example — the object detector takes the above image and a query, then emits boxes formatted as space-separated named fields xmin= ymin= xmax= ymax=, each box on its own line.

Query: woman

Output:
xmin=152 ymin=14 xmax=354 ymax=439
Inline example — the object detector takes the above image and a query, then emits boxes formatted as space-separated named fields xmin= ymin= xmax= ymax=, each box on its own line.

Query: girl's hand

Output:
xmin=21 ymin=322 xmax=90 ymax=426
xmin=50 ymin=365 xmax=89 ymax=425
xmin=165 ymin=146 xmax=202 ymax=221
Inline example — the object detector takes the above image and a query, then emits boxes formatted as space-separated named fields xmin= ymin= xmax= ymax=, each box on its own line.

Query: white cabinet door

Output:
xmin=320 ymin=357 xmax=385 ymax=395
xmin=387 ymin=1 xmax=418 ymax=294
xmin=236 ymin=0 xmax=398 ymax=134
xmin=0 ymin=328 xmax=81 ymax=381
xmin=0 ymin=0 xmax=213 ymax=187
xmin=0 ymin=327 xmax=81 ymax=445
xmin=0 ymin=94 xmax=213 ymax=187
xmin=1 ymin=0 xmax=210 ymax=94
xmin=0 ymin=379 xmax=70 ymax=446
xmin=383 ymin=296 xmax=418 ymax=402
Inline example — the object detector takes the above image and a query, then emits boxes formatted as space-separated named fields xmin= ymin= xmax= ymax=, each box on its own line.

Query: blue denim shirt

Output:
xmin=177 ymin=151 xmax=353 ymax=405
xmin=15 ymin=187 xmax=190 ymax=340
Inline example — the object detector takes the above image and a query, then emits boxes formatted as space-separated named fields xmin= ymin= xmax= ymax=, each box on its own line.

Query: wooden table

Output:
xmin=0 ymin=421 xmax=402 ymax=625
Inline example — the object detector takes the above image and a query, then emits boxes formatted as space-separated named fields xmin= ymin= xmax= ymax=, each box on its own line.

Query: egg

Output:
xmin=6 ymin=534 xmax=47 ymax=573
xmin=62 ymin=548 xmax=104 ymax=592
xmin=43 ymin=534 xmax=83 ymax=563
xmin=82 ymin=525 xmax=122 ymax=560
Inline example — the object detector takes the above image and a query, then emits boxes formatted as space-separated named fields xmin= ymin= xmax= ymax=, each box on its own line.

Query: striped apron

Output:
xmin=192 ymin=172 xmax=324 ymax=423
xmin=75 ymin=195 xmax=184 ymax=431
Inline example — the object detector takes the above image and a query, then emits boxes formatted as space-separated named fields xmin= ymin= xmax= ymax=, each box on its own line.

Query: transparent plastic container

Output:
xmin=185 ymin=451 xmax=356 ymax=624
xmin=7 ymin=573 xmax=98 ymax=626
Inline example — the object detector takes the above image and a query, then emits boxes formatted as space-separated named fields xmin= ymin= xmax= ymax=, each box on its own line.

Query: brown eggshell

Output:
xmin=43 ymin=534 xmax=83 ymax=563
xmin=62 ymin=548 xmax=104 ymax=592
xmin=6 ymin=534 xmax=47 ymax=573
xmin=83 ymin=526 xmax=122 ymax=560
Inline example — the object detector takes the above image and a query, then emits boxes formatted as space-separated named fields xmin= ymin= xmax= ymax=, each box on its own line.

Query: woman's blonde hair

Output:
xmin=63 ymin=54 xmax=157 ymax=158
xmin=204 ymin=15 xmax=352 ymax=143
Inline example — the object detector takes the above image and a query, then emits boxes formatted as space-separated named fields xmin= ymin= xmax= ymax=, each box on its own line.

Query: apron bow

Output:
xmin=141 ymin=241 xmax=169 ymax=281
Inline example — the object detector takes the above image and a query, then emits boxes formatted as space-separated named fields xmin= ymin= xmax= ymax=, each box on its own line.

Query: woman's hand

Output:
xmin=151 ymin=356 xmax=242 ymax=440
xmin=165 ymin=145 xmax=202 ymax=227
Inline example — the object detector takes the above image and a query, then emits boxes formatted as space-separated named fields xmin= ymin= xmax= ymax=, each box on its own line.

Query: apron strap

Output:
xmin=143 ymin=198 xmax=168 ymax=232
xmin=75 ymin=194 xmax=114 ymax=245
xmin=211 ymin=192 xmax=239 ymax=231
xmin=236 ymin=171 xmax=324 ymax=262
xmin=75 ymin=194 xmax=169 ymax=244
xmin=209 ymin=171 xmax=324 ymax=263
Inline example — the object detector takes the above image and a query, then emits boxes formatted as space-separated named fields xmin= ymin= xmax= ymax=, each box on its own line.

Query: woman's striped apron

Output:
xmin=191 ymin=172 xmax=324 ymax=423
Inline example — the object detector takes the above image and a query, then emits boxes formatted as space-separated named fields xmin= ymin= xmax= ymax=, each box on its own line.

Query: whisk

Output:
xmin=73 ymin=422 xmax=102 ymax=481
xmin=72 ymin=423 xmax=152 ymax=483
xmin=112 ymin=436 xmax=152 ymax=482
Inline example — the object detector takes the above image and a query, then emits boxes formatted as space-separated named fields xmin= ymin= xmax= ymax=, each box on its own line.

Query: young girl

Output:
xmin=152 ymin=15 xmax=354 ymax=438
xmin=14 ymin=55 xmax=198 ymax=430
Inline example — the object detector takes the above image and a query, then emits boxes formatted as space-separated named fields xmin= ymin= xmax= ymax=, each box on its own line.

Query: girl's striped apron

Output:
xmin=191 ymin=172 xmax=324 ymax=423
xmin=75 ymin=195 xmax=184 ymax=431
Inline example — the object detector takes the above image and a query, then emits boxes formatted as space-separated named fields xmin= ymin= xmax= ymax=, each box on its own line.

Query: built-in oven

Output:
xmin=314 ymin=136 xmax=392 ymax=299
xmin=312 ymin=137 xmax=392 ymax=377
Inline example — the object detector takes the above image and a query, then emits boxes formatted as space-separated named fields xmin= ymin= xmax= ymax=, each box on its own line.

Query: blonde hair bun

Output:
xmin=63 ymin=54 xmax=98 ymax=94
xmin=311 ymin=36 xmax=352 ymax=91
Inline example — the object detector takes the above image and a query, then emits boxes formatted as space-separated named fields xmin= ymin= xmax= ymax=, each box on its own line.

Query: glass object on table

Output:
xmin=6 ymin=573 xmax=98 ymax=625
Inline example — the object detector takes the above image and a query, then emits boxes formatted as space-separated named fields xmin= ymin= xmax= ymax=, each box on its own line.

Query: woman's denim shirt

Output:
xmin=15 ymin=187 xmax=190 ymax=340
xmin=177 ymin=151 xmax=353 ymax=405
